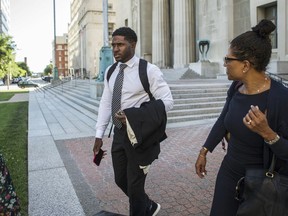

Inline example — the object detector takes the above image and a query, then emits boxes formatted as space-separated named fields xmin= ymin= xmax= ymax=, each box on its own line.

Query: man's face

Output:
xmin=111 ymin=35 xmax=136 ymax=62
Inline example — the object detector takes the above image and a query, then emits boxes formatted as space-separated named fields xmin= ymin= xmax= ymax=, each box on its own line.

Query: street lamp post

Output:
xmin=53 ymin=0 xmax=58 ymax=81
xmin=97 ymin=0 xmax=113 ymax=82
xmin=80 ymin=25 xmax=85 ymax=79
xmin=103 ymin=0 xmax=109 ymax=47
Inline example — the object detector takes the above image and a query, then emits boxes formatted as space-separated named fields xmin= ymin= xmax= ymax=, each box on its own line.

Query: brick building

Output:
xmin=53 ymin=33 xmax=69 ymax=77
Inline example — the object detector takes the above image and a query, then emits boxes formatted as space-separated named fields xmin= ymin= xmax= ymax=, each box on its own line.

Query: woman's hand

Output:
xmin=195 ymin=155 xmax=207 ymax=178
xmin=195 ymin=147 xmax=208 ymax=178
xmin=243 ymin=105 xmax=277 ymax=140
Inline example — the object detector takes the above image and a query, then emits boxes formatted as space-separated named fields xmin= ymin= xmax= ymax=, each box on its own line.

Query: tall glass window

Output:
xmin=265 ymin=5 xmax=277 ymax=49
xmin=108 ymin=23 xmax=114 ymax=44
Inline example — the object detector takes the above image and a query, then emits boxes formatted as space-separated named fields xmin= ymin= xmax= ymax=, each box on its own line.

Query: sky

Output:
xmin=10 ymin=0 xmax=71 ymax=72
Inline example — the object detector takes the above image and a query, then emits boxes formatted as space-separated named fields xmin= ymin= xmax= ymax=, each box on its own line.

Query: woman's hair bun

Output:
xmin=251 ymin=19 xmax=276 ymax=38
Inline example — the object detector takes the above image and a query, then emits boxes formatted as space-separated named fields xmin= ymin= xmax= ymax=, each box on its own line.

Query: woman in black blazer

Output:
xmin=195 ymin=19 xmax=288 ymax=215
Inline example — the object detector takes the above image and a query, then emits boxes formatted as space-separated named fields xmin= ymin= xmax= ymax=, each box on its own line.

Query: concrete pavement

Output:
xmin=26 ymin=81 xmax=226 ymax=216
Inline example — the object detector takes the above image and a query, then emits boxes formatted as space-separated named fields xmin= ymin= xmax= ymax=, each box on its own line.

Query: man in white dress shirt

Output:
xmin=93 ymin=27 xmax=173 ymax=216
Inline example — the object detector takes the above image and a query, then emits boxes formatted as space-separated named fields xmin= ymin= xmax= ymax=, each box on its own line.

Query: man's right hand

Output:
xmin=93 ymin=138 xmax=103 ymax=156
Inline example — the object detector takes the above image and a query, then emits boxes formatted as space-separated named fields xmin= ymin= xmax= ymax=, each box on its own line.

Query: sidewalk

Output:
xmin=0 ymin=92 xmax=29 ymax=104
xmin=27 ymin=87 xmax=226 ymax=216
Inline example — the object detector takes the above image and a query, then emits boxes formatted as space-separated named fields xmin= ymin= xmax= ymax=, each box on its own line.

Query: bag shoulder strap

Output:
xmin=106 ymin=62 xmax=118 ymax=82
xmin=139 ymin=59 xmax=155 ymax=101
xmin=267 ymin=154 xmax=277 ymax=174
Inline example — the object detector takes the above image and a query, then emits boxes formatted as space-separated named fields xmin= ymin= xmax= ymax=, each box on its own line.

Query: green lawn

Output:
xmin=0 ymin=90 xmax=28 ymax=101
xmin=0 ymin=92 xmax=28 ymax=216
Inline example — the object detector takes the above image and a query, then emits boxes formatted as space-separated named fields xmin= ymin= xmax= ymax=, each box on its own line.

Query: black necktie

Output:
xmin=111 ymin=64 xmax=127 ymax=128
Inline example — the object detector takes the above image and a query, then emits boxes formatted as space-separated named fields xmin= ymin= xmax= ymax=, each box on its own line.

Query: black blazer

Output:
xmin=124 ymin=99 xmax=167 ymax=165
xmin=203 ymin=79 xmax=288 ymax=174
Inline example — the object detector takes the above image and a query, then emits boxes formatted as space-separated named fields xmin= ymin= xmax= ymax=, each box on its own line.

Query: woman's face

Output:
xmin=224 ymin=48 xmax=245 ymax=81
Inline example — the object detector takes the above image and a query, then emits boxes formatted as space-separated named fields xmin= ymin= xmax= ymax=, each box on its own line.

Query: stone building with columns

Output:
xmin=68 ymin=0 xmax=116 ymax=79
xmin=68 ymin=0 xmax=288 ymax=79
xmin=112 ymin=0 xmax=196 ymax=69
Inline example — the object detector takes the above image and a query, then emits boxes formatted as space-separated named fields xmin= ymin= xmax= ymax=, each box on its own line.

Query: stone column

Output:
xmin=152 ymin=0 xmax=170 ymax=68
xmin=139 ymin=0 xmax=153 ymax=63
xmin=173 ymin=0 xmax=195 ymax=68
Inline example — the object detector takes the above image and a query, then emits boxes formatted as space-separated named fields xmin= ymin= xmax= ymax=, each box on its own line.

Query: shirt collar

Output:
xmin=119 ymin=55 xmax=139 ymax=69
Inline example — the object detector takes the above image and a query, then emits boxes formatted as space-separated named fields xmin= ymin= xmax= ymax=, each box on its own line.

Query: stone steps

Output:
xmin=174 ymin=96 xmax=226 ymax=104
xmin=38 ymin=79 xmax=231 ymax=126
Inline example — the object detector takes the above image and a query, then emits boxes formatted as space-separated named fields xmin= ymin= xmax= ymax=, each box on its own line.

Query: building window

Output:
xmin=264 ymin=5 xmax=277 ymax=49
xmin=59 ymin=56 xmax=62 ymax=61
xmin=108 ymin=23 xmax=114 ymax=44
xmin=108 ymin=3 xmax=113 ymax=10
xmin=258 ymin=3 xmax=277 ymax=49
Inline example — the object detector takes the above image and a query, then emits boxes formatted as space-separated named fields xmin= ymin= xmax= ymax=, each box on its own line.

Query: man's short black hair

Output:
xmin=112 ymin=27 xmax=137 ymax=43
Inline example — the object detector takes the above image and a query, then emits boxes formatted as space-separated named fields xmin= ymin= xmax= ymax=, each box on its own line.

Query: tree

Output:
xmin=11 ymin=62 xmax=26 ymax=77
xmin=44 ymin=64 xmax=53 ymax=76
xmin=0 ymin=34 xmax=16 ymax=78
xmin=17 ymin=61 xmax=31 ymax=77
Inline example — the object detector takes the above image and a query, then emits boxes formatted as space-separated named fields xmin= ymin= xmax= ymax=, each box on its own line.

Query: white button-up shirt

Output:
xmin=95 ymin=55 xmax=174 ymax=138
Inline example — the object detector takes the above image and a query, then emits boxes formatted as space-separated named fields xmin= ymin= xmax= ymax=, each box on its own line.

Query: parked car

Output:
xmin=18 ymin=79 xmax=39 ymax=88
xmin=12 ymin=77 xmax=26 ymax=84
xmin=42 ymin=76 xmax=53 ymax=82
xmin=12 ymin=77 xmax=20 ymax=83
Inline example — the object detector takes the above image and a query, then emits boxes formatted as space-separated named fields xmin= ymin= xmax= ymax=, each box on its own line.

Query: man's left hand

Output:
xmin=115 ymin=111 xmax=126 ymax=125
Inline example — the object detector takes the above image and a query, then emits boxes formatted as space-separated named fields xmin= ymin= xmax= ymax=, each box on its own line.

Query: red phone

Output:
xmin=93 ymin=149 xmax=104 ymax=166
